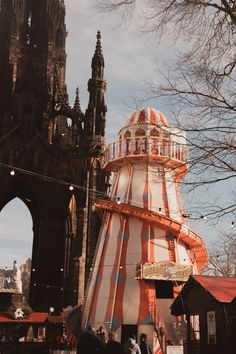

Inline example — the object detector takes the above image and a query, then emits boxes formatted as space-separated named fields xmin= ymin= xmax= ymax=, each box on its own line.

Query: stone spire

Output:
xmin=73 ymin=87 xmax=81 ymax=113
xmin=91 ymin=30 xmax=105 ymax=79
xmin=85 ymin=31 xmax=107 ymax=139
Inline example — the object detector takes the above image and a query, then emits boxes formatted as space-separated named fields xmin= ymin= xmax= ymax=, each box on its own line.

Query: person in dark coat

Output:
xmin=77 ymin=326 xmax=104 ymax=354
xmin=139 ymin=333 xmax=152 ymax=354
xmin=104 ymin=332 xmax=124 ymax=354
xmin=97 ymin=326 xmax=106 ymax=345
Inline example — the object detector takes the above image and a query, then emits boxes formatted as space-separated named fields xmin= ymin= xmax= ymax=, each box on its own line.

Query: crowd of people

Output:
xmin=77 ymin=326 xmax=152 ymax=354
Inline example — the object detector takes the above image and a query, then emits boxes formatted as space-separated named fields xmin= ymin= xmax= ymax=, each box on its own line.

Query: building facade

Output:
xmin=0 ymin=0 xmax=108 ymax=311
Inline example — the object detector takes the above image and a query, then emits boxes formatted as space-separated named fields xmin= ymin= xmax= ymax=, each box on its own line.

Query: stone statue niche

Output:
xmin=1 ymin=260 xmax=23 ymax=293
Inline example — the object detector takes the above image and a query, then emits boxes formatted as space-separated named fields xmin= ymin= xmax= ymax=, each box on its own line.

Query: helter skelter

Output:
xmin=82 ymin=108 xmax=208 ymax=353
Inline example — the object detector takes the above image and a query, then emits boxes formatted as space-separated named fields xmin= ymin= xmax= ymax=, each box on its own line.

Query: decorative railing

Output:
xmin=103 ymin=137 xmax=188 ymax=165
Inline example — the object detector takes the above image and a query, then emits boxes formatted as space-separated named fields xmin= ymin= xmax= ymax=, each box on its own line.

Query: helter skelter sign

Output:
xmin=135 ymin=261 xmax=193 ymax=281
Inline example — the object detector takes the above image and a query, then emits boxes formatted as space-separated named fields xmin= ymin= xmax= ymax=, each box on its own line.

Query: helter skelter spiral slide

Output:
xmin=82 ymin=108 xmax=208 ymax=354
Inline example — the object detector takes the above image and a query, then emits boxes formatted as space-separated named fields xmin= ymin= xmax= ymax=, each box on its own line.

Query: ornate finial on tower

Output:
xmin=59 ymin=0 xmax=65 ymax=9
xmin=95 ymin=31 xmax=102 ymax=56
xmin=91 ymin=30 xmax=104 ymax=79
xmin=74 ymin=87 xmax=81 ymax=113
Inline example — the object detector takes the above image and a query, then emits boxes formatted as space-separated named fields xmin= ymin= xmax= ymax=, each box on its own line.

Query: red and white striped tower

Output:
xmin=82 ymin=108 xmax=208 ymax=353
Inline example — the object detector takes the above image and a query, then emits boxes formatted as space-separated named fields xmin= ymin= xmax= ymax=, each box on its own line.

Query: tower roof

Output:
xmin=125 ymin=108 xmax=168 ymax=127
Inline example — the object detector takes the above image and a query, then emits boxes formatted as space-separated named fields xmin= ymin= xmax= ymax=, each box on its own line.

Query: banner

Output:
xmin=135 ymin=261 xmax=192 ymax=281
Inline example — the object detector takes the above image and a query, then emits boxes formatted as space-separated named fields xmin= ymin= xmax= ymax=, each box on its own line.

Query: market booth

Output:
xmin=171 ymin=275 xmax=236 ymax=354
xmin=0 ymin=310 xmax=48 ymax=353
xmin=0 ymin=293 xmax=76 ymax=353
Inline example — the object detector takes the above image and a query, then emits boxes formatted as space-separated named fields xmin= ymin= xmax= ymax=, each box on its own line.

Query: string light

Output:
xmin=0 ymin=162 xmax=229 ymax=224
xmin=231 ymin=221 xmax=235 ymax=227
xmin=0 ymin=162 xmax=108 ymax=199
xmin=49 ymin=307 xmax=54 ymax=314
xmin=182 ymin=213 xmax=191 ymax=218
xmin=30 ymin=281 xmax=77 ymax=293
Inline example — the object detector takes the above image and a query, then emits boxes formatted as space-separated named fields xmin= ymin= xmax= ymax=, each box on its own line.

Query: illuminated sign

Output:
xmin=135 ymin=261 xmax=192 ymax=281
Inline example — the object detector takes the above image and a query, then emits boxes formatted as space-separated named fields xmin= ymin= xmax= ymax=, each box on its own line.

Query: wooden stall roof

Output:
xmin=0 ymin=312 xmax=48 ymax=323
xmin=171 ymin=275 xmax=236 ymax=316
xmin=193 ymin=275 xmax=236 ymax=303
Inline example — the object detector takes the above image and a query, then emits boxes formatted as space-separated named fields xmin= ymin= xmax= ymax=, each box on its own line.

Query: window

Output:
xmin=155 ymin=280 xmax=174 ymax=298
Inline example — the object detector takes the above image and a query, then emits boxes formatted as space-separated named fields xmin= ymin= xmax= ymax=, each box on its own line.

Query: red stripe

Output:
xmin=112 ymin=219 xmax=130 ymax=327
xmin=149 ymin=225 xmax=155 ymax=262
xmin=125 ymin=163 xmax=132 ymax=204
xmin=138 ymin=109 xmax=146 ymax=123
xmin=137 ymin=223 xmax=149 ymax=323
xmin=150 ymin=109 xmax=157 ymax=125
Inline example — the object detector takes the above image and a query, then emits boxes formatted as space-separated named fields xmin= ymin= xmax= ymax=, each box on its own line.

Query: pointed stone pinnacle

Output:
xmin=95 ymin=30 xmax=103 ymax=58
xmin=74 ymin=87 xmax=81 ymax=113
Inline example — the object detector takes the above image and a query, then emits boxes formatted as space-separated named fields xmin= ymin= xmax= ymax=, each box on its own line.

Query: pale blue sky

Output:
xmin=0 ymin=0 xmax=231 ymax=268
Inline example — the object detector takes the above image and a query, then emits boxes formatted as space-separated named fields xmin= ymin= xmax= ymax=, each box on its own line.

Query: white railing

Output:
xmin=104 ymin=137 xmax=188 ymax=165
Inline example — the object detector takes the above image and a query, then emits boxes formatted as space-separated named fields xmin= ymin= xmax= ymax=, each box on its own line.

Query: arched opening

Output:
xmin=124 ymin=130 xmax=131 ymax=155
xmin=0 ymin=197 xmax=33 ymax=301
xmin=134 ymin=128 xmax=145 ymax=154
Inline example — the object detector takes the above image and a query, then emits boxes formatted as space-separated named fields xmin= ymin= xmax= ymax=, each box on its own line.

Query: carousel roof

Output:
xmin=125 ymin=108 xmax=168 ymax=127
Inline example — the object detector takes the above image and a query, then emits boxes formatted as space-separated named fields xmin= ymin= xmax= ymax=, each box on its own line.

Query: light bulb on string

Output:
xmin=231 ymin=221 xmax=235 ymax=228
xmin=116 ymin=197 xmax=121 ymax=204
xmin=10 ymin=169 xmax=15 ymax=176
xmin=49 ymin=307 xmax=54 ymax=315
xmin=69 ymin=185 xmax=74 ymax=191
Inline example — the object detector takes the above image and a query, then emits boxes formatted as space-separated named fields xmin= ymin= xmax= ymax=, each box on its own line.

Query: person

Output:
xmin=139 ymin=333 xmax=152 ymax=354
xmin=124 ymin=337 xmax=141 ymax=354
xmin=104 ymin=332 xmax=124 ymax=354
xmin=77 ymin=326 xmax=104 ymax=354
xmin=166 ymin=338 xmax=173 ymax=346
xmin=97 ymin=326 xmax=106 ymax=345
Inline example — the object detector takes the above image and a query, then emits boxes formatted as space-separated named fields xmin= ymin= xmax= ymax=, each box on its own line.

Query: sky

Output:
xmin=0 ymin=0 xmax=230 ymax=268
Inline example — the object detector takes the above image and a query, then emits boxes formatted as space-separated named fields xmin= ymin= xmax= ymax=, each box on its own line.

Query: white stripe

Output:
xmin=153 ymin=227 xmax=169 ymax=262
xmin=94 ymin=213 xmax=121 ymax=324
xmin=123 ymin=217 xmax=142 ymax=323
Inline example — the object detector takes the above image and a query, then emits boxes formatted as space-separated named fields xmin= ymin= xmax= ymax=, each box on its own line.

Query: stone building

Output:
xmin=0 ymin=0 xmax=108 ymax=311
